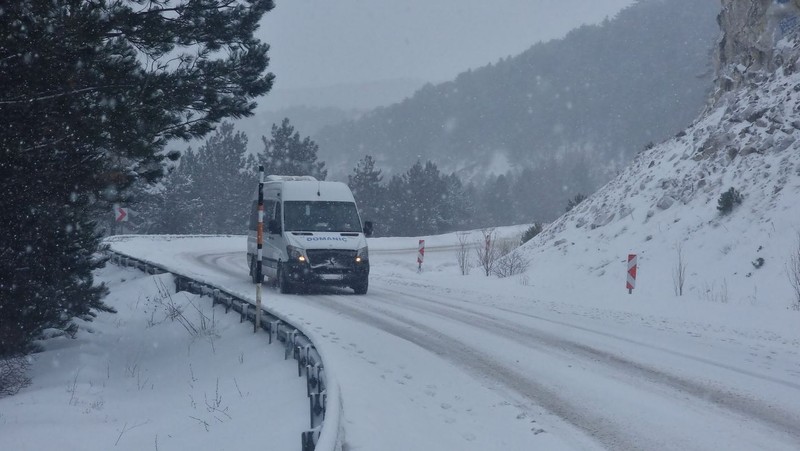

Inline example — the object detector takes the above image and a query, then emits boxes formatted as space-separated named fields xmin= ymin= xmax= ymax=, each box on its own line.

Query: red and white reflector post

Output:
xmin=627 ymin=254 xmax=638 ymax=294
xmin=417 ymin=240 xmax=425 ymax=272
xmin=112 ymin=204 xmax=128 ymax=235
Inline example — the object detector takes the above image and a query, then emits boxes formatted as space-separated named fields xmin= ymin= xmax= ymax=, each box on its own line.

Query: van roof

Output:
xmin=265 ymin=175 xmax=317 ymax=182
xmin=270 ymin=180 xmax=356 ymax=202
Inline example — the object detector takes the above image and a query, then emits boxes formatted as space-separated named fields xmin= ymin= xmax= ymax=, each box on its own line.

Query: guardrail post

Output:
xmin=297 ymin=345 xmax=310 ymax=377
xmin=285 ymin=330 xmax=298 ymax=360
xmin=269 ymin=320 xmax=280 ymax=345
xmin=258 ymin=309 xmax=270 ymax=332
xmin=306 ymin=364 xmax=323 ymax=397
xmin=309 ymin=392 xmax=326 ymax=428
xmin=301 ymin=430 xmax=319 ymax=451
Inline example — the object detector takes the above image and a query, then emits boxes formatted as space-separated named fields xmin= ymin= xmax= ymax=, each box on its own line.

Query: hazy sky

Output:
xmin=258 ymin=0 xmax=635 ymax=91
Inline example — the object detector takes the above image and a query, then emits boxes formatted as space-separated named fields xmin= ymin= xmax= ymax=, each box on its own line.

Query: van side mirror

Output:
xmin=363 ymin=221 xmax=374 ymax=237
xmin=268 ymin=219 xmax=282 ymax=235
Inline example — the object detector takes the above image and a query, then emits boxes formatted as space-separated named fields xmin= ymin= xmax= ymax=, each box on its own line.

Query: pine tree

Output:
xmin=0 ymin=0 xmax=274 ymax=357
xmin=189 ymin=123 xmax=253 ymax=233
xmin=138 ymin=163 xmax=199 ymax=235
xmin=511 ymin=167 xmax=538 ymax=225
xmin=378 ymin=160 xmax=470 ymax=236
xmin=441 ymin=173 xmax=472 ymax=233
xmin=261 ymin=118 xmax=327 ymax=179
xmin=565 ymin=193 xmax=588 ymax=212
xmin=400 ymin=161 xmax=448 ymax=236
xmin=383 ymin=174 xmax=411 ymax=236
xmin=479 ymin=174 xmax=516 ymax=227
xmin=348 ymin=155 xmax=385 ymax=232
xmin=138 ymin=124 xmax=255 ymax=234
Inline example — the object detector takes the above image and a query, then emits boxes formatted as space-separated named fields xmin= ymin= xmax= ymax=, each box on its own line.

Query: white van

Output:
xmin=247 ymin=175 xmax=373 ymax=294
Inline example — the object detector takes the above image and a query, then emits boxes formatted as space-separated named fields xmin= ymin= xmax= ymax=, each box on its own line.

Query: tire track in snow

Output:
xmin=308 ymin=293 xmax=652 ymax=451
xmin=300 ymin=286 xmax=800 ymax=450
xmin=194 ymin=252 xmax=247 ymax=279
xmin=379 ymin=281 xmax=800 ymax=391
xmin=371 ymin=285 xmax=800 ymax=445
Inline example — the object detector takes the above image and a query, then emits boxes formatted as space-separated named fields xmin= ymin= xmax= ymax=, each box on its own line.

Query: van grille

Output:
xmin=306 ymin=250 xmax=357 ymax=269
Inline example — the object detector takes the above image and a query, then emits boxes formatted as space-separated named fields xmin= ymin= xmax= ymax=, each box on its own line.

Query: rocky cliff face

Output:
xmin=716 ymin=0 xmax=800 ymax=96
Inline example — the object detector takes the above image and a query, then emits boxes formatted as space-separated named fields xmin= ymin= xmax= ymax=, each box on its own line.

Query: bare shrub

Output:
xmin=788 ymin=232 xmax=800 ymax=310
xmin=702 ymin=279 xmax=728 ymax=304
xmin=492 ymin=241 xmax=530 ymax=278
xmin=0 ymin=355 xmax=31 ymax=397
xmin=204 ymin=378 xmax=231 ymax=421
xmin=672 ymin=242 xmax=687 ymax=296
xmin=455 ymin=232 xmax=472 ymax=275
xmin=150 ymin=279 xmax=218 ymax=339
xmin=475 ymin=229 xmax=499 ymax=277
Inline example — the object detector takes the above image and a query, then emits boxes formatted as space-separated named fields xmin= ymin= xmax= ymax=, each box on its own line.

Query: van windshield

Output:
xmin=283 ymin=201 xmax=362 ymax=233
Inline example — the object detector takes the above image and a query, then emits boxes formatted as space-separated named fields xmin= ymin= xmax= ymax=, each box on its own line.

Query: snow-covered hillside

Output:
xmin=519 ymin=6 xmax=800 ymax=313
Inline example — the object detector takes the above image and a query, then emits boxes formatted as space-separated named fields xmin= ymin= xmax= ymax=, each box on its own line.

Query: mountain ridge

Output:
xmin=315 ymin=0 xmax=720 ymax=184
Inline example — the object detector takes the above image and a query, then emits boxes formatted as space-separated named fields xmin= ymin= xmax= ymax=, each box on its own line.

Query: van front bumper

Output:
xmin=284 ymin=259 xmax=369 ymax=287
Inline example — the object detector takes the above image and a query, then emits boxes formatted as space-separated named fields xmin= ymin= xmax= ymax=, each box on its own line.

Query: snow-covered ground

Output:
xmin=4 ymin=53 xmax=800 ymax=451
xmin=0 ymin=263 xmax=307 ymax=451
xmin=3 ymin=216 xmax=799 ymax=450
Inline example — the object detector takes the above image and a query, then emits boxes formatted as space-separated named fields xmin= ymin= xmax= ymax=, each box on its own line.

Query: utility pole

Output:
xmin=255 ymin=166 xmax=264 ymax=332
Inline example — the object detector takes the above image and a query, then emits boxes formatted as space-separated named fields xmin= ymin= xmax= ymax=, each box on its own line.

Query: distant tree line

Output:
xmin=135 ymin=118 xmax=326 ymax=234
xmin=348 ymin=155 xmax=589 ymax=236
xmin=135 ymin=121 xmax=591 ymax=237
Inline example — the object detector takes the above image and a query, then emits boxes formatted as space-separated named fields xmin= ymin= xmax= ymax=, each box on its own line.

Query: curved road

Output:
xmin=111 ymin=236 xmax=800 ymax=451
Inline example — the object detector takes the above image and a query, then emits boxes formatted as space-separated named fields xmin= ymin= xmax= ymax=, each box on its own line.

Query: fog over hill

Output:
xmin=231 ymin=79 xmax=429 ymax=151
xmin=314 ymin=0 xmax=720 ymax=186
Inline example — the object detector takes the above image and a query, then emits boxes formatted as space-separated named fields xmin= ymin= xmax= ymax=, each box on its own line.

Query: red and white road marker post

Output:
xmin=417 ymin=239 xmax=425 ymax=272
xmin=627 ymin=254 xmax=638 ymax=294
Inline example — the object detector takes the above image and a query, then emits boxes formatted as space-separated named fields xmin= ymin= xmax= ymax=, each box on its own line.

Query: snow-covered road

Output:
xmin=108 ymin=234 xmax=800 ymax=451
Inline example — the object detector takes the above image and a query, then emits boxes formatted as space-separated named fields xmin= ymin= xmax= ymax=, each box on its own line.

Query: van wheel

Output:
xmin=277 ymin=264 xmax=294 ymax=294
xmin=352 ymin=277 xmax=368 ymax=295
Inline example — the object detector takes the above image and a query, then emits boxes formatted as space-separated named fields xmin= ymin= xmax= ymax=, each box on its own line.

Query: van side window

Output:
xmin=274 ymin=201 xmax=282 ymax=225
xmin=248 ymin=201 xmax=258 ymax=231
xmin=265 ymin=200 xmax=276 ymax=222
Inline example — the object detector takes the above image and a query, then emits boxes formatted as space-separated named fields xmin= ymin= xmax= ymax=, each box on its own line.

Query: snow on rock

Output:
xmin=520 ymin=1 xmax=800 ymax=311
xmin=716 ymin=1 xmax=800 ymax=90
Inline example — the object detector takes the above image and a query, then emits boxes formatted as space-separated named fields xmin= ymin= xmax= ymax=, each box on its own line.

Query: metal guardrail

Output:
xmin=105 ymin=250 xmax=333 ymax=451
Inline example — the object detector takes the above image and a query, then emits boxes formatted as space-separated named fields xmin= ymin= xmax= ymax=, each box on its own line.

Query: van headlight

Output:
xmin=355 ymin=247 xmax=368 ymax=263
xmin=287 ymin=245 xmax=307 ymax=263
